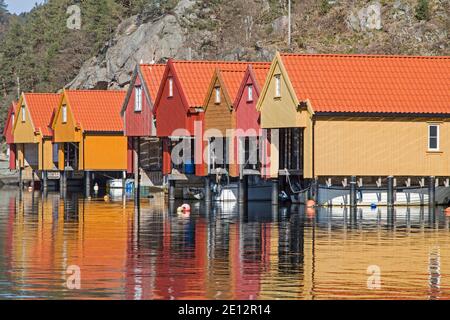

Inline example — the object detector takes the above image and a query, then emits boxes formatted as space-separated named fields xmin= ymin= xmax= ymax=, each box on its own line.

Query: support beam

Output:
xmin=204 ymin=176 xmax=212 ymax=203
xmin=238 ymin=176 xmax=248 ymax=204
xmin=350 ymin=175 xmax=357 ymax=207
xmin=428 ymin=176 xmax=436 ymax=208
xmin=271 ymin=179 xmax=279 ymax=206
xmin=387 ymin=176 xmax=394 ymax=207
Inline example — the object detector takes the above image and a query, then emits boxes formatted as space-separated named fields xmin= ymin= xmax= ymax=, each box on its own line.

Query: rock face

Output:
xmin=68 ymin=0 xmax=449 ymax=90
xmin=68 ymin=0 xmax=195 ymax=89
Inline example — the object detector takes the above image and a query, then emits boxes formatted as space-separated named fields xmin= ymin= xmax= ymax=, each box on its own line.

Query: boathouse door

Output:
xmin=64 ymin=142 xmax=79 ymax=171
xmin=279 ymin=128 xmax=303 ymax=175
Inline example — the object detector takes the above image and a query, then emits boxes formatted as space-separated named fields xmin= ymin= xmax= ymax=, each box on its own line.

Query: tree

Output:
xmin=415 ymin=0 xmax=430 ymax=21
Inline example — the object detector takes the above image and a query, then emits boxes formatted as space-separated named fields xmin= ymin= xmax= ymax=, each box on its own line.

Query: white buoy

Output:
xmin=181 ymin=204 xmax=191 ymax=212
xmin=93 ymin=183 xmax=99 ymax=193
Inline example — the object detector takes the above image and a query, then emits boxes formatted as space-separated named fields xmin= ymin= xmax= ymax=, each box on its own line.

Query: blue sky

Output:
xmin=6 ymin=0 xmax=46 ymax=14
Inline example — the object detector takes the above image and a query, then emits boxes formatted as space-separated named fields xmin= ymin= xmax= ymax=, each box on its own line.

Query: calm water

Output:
xmin=0 ymin=187 xmax=449 ymax=300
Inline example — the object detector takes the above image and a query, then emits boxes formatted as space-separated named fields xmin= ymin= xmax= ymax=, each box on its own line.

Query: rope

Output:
xmin=283 ymin=168 xmax=310 ymax=194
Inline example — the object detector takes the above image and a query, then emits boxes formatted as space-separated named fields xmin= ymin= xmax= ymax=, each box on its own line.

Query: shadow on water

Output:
xmin=0 ymin=187 xmax=449 ymax=299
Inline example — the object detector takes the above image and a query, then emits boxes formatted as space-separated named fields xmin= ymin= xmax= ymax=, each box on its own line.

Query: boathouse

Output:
xmin=257 ymin=53 xmax=450 ymax=206
xmin=121 ymin=63 xmax=166 ymax=190
xmin=52 ymin=90 xmax=127 ymax=192
xmin=13 ymin=93 xmax=61 ymax=188
xmin=153 ymin=60 xmax=255 ymax=200
xmin=3 ymin=102 xmax=18 ymax=170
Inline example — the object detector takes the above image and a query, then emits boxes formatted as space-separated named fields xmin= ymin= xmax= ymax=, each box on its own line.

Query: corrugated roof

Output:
xmin=24 ymin=93 xmax=60 ymax=136
xmin=171 ymin=61 xmax=268 ymax=108
xmin=280 ymin=53 xmax=450 ymax=114
xmin=140 ymin=64 xmax=166 ymax=100
xmin=65 ymin=90 xmax=126 ymax=132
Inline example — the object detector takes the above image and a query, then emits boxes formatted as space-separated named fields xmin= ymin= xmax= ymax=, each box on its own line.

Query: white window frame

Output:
xmin=428 ymin=124 xmax=440 ymax=151
xmin=62 ymin=105 xmax=67 ymax=123
xmin=215 ymin=87 xmax=221 ymax=104
xmin=168 ymin=77 xmax=174 ymax=97
xmin=134 ymin=85 xmax=142 ymax=112
xmin=275 ymin=74 xmax=281 ymax=98
xmin=247 ymin=85 xmax=253 ymax=102
xmin=21 ymin=106 xmax=26 ymax=122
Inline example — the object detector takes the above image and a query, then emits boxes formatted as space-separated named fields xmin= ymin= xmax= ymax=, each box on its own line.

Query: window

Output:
xmin=168 ymin=77 xmax=174 ymax=97
xmin=275 ymin=74 xmax=281 ymax=98
xmin=62 ymin=105 xmax=67 ymax=123
xmin=428 ymin=124 xmax=439 ymax=151
xmin=21 ymin=105 xmax=26 ymax=122
xmin=247 ymin=85 xmax=253 ymax=101
xmin=134 ymin=86 xmax=142 ymax=112
xmin=215 ymin=87 xmax=221 ymax=104
xmin=11 ymin=114 xmax=14 ymax=127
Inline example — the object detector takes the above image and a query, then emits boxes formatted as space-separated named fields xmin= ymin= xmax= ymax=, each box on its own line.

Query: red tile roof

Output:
xmin=219 ymin=69 xmax=248 ymax=103
xmin=65 ymin=90 xmax=126 ymax=132
xmin=280 ymin=53 xmax=450 ymax=114
xmin=250 ymin=63 xmax=271 ymax=91
xmin=24 ymin=93 xmax=60 ymax=136
xmin=2 ymin=101 xmax=18 ymax=137
xmin=171 ymin=61 xmax=268 ymax=108
xmin=140 ymin=64 xmax=166 ymax=100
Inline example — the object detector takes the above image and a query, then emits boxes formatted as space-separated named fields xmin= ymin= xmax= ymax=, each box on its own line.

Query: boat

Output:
xmin=290 ymin=185 xmax=450 ymax=206
xmin=106 ymin=179 xmax=134 ymax=190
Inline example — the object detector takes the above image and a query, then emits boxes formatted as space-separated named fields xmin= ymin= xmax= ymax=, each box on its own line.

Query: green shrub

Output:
xmin=415 ymin=0 xmax=430 ymax=21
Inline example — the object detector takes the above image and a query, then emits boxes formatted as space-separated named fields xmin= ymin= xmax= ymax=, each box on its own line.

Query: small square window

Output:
xmin=275 ymin=74 xmax=281 ymax=98
xmin=135 ymin=86 xmax=142 ymax=112
xmin=215 ymin=87 xmax=221 ymax=104
xmin=428 ymin=124 xmax=439 ymax=151
xmin=247 ymin=85 xmax=253 ymax=101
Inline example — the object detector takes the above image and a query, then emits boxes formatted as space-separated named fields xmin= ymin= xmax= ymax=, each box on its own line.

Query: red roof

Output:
xmin=168 ymin=60 xmax=268 ymax=109
xmin=65 ymin=90 xmax=126 ymax=132
xmin=219 ymin=69 xmax=248 ymax=103
xmin=280 ymin=53 xmax=450 ymax=114
xmin=2 ymin=101 xmax=18 ymax=138
xmin=140 ymin=64 xmax=166 ymax=100
xmin=251 ymin=63 xmax=271 ymax=90
xmin=24 ymin=93 xmax=60 ymax=136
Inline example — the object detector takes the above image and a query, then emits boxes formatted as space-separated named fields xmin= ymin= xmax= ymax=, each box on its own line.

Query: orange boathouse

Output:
xmin=52 ymin=90 xmax=127 ymax=193
xmin=13 ymin=93 xmax=61 ymax=189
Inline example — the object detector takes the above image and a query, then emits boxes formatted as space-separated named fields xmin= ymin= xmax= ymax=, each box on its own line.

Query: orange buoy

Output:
xmin=444 ymin=207 xmax=450 ymax=216
xmin=306 ymin=207 xmax=316 ymax=218
xmin=306 ymin=200 xmax=316 ymax=208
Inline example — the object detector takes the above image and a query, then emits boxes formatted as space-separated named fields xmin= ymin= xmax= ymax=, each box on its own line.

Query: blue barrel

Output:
xmin=184 ymin=160 xmax=195 ymax=174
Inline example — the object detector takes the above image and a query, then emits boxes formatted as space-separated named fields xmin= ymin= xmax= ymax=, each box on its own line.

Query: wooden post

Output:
xmin=238 ymin=176 xmax=248 ymax=204
xmin=428 ymin=176 xmax=436 ymax=208
xmin=19 ymin=167 xmax=23 ymax=189
xmin=204 ymin=176 xmax=212 ymax=203
xmin=169 ymin=179 xmax=176 ymax=201
xmin=122 ymin=171 xmax=127 ymax=195
xmin=271 ymin=179 xmax=279 ymax=206
xmin=387 ymin=176 xmax=394 ymax=207
xmin=42 ymin=171 xmax=48 ymax=191
xmin=134 ymin=137 xmax=141 ymax=201
xmin=85 ymin=171 xmax=91 ymax=197
xmin=350 ymin=176 xmax=357 ymax=207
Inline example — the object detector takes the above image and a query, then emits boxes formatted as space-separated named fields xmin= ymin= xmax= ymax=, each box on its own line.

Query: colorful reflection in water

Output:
xmin=0 ymin=188 xmax=449 ymax=300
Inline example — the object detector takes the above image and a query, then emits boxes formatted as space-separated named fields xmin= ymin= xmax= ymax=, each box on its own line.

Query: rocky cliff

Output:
xmin=68 ymin=0 xmax=449 ymax=91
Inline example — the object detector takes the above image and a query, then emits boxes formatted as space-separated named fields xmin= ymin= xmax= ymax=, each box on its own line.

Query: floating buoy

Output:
xmin=306 ymin=200 xmax=316 ymax=208
xmin=181 ymin=204 xmax=191 ymax=212
xmin=444 ymin=207 xmax=450 ymax=216
xmin=93 ymin=183 xmax=99 ymax=193
xmin=370 ymin=203 xmax=377 ymax=209
xmin=28 ymin=186 xmax=33 ymax=192
xmin=306 ymin=207 xmax=316 ymax=218
xmin=104 ymin=195 xmax=110 ymax=202
xmin=87 ymin=196 xmax=92 ymax=201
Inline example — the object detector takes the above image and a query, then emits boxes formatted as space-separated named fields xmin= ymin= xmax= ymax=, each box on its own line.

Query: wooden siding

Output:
xmin=315 ymin=117 xmax=450 ymax=177
xmin=204 ymin=78 xmax=234 ymax=136
xmin=39 ymin=139 xmax=56 ymax=171
xmin=52 ymin=95 xmax=81 ymax=143
xmin=14 ymin=102 xmax=39 ymax=144
xmin=156 ymin=69 xmax=189 ymax=137
xmin=123 ymin=75 xmax=154 ymax=137
xmin=82 ymin=135 xmax=128 ymax=171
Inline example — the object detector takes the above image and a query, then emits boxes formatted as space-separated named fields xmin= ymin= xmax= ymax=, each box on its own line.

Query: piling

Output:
xmin=387 ymin=176 xmax=394 ymax=206
xmin=168 ymin=179 xmax=176 ymax=201
xmin=42 ymin=171 xmax=48 ymax=191
xmin=85 ymin=171 xmax=91 ymax=197
xmin=134 ymin=137 xmax=141 ymax=202
xmin=122 ymin=171 xmax=127 ymax=195
xmin=350 ymin=176 xmax=357 ymax=207
xmin=60 ymin=170 xmax=67 ymax=192
xmin=31 ymin=170 xmax=35 ymax=189
xmin=271 ymin=179 xmax=279 ymax=206
xmin=238 ymin=176 xmax=248 ymax=204
xmin=428 ymin=176 xmax=436 ymax=208
xmin=19 ymin=168 xmax=23 ymax=189
xmin=204 ymin=176 xmax=212 ymax=203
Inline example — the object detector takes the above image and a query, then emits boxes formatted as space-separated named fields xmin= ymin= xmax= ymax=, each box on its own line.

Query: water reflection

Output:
xmin=0 ymin=188 xmax=449 ymax=299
